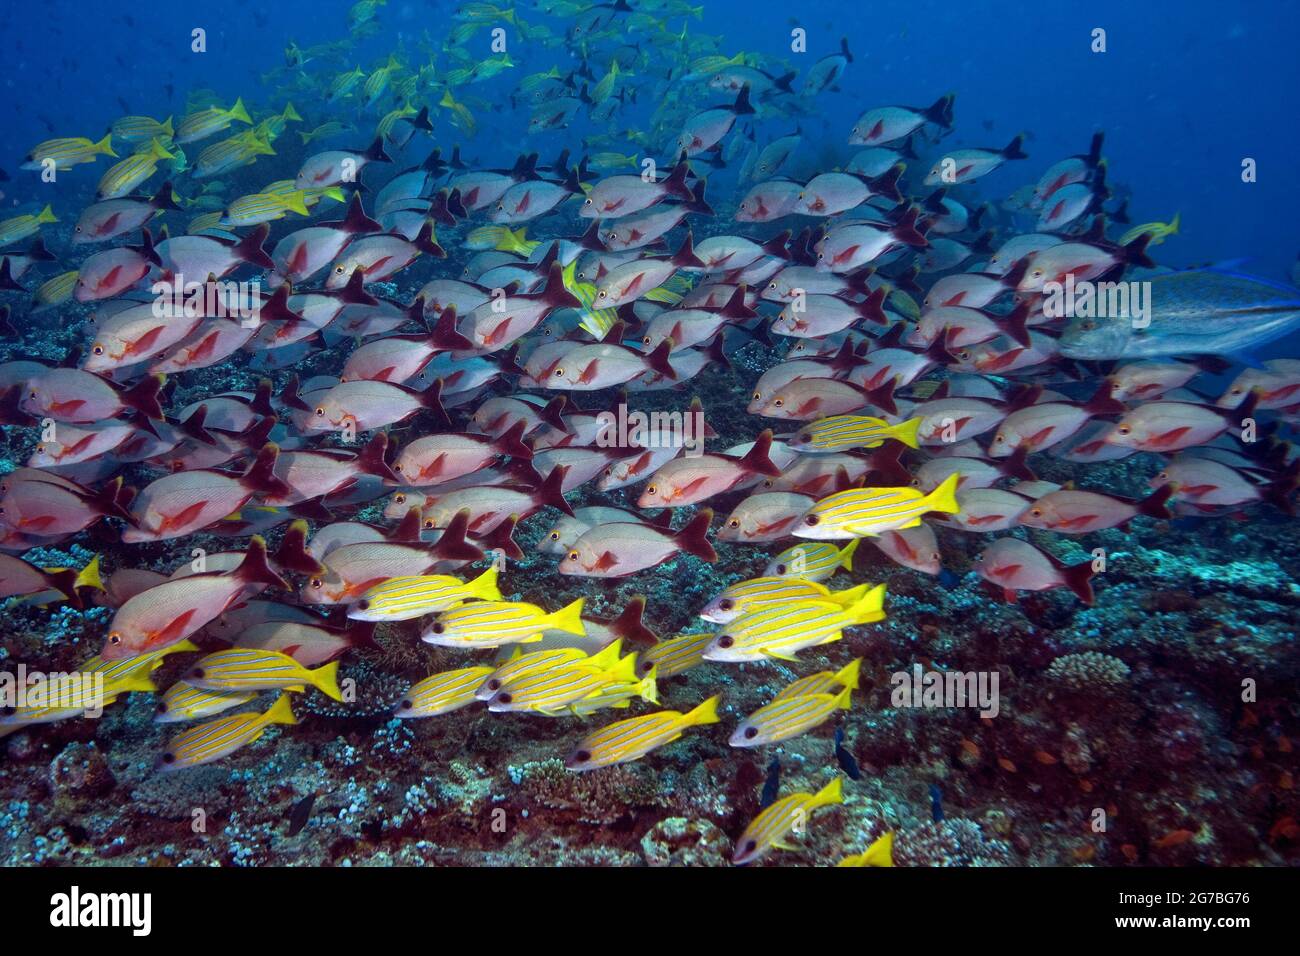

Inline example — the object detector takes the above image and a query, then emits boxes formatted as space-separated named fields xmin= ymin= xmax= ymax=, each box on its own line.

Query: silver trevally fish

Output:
xmin=1058 ymin=267 xmax=1300 ymax=359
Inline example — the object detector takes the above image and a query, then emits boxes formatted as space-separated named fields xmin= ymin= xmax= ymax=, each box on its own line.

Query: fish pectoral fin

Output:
xmin=764 ymin=649 xmax=800 ymax=662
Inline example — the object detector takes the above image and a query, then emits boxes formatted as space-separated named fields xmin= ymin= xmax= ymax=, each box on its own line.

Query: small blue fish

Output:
xmin=759 ymin=756 xmax=781 ymax=809
xmin=834 ymin=726 xmax=861 ymax=780
xmin=929 ymin=783 xmax=945 ymax=822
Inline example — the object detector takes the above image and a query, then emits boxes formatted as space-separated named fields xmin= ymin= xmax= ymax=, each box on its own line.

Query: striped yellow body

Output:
xmin=476 ymin=641 xmax=620 ymax=700
xmin=566 ymin=669 xmax=658 ymax=716
xmin=353 ymin=567 xmax=501 ymax=622
xmin=156 ymin=681 xmax=257 ymax=723
xmin=797 ymin=414 xmax=921 ymax=452
xmin=187 ymin=649 xmax=342 ymax=701
xmin=176 ymin=98 xmax=252 ymax=144
xmin=731 ymin=687 xmax=851 ymax=747
xmin=487 ymin=652 xmax=637 ymax=714
xmin=705 ymin=586 xmax=886 ymax=662
xmin=704 ymin=577 xmax=866 ymax=622
xmin=395 ymin=666 xmax=494 ymax=718
xmin=566 ymin=695 xmax=720 ymax=769
xmin=159 ymin=694 xmax=295 ymax=770
xmin=771 ymin=659 xmax=861 ymax=701
xmin=795 ymin=474 xmax=961 ymax=539
xmin=638 ymin=631 xmax=713 ymax=678
xmin=764 ymin=539 xmax=858 ymax=582
xmin=733 ymin=777 xmax=844 ymax=864
xmin=424 ymin=597 xmax=584 ymax=648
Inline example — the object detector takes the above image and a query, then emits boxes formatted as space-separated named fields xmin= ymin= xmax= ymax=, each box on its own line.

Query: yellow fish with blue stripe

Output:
xmin=484 ymin=650 xmax=644 ymax=714
xmin=220 ymin=189 xmax=313 ymax=227
xmin=733 ymin=777 xmax=844 ymax=864
xmin=700 ymin=577 xmax=872 ymax=623
xmin=155 ymin=682 xmax=257 ymax=724
xmin=565 ymin=695 xmax=721 ymax=770
xmin=635 ymin=631 xmax=713 ymax=679
xmin=0 ymin=204 xmax=58 ymax=248
xmin=96 ymin=137 xmax=174 ymax=200
xmin=476 ymin=640 xmax=623 ymax=700
xmin=703 ymin=586 xmax=887 ymax=663
xmin=22 ymin=133 xmax=116 ymax=171
xmin=175 ymin=97 xmax=252 ymax=144
xmin=730 ymin=684 xmax=852 ymax=747
xmin=158 ymin=694 xmax=296 ymax=771
xmin=350 ymin=566 xmax=502 ymax=622
xmin=794 ymin=473 xmax=961 ymax=540
xmin=789 ymin=415 xmax=922 ymax=453
xmin=110 ymin=115 xmax=174 ymax=144
xmin=772 ymin=659 xmax=861 ymax=702
xmin=763 ymin=539 xmax=859 ymax=582
xmin=394 ymin=665 xmax=494 ymax=718
xmin=566 ymin=667 xmax=659 ymax=716
xmin=183 ymin=649 xmax=343 ymax=701
xmin=838 ymin=830 xmax=895 ymax=867
xmin=423 ymin=597 xmax=584 ymax=649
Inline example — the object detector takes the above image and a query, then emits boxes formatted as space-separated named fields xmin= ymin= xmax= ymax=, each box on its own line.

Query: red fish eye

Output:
xmin=728 ymin=519 xmax=739 ymax=528
xmin=1119 ymin=425 xmax=1131 ymax=435
xmin=109 ymin=632 xmax=122 ymax=645
xmin=647 ymin=485 xmax=656 ymax=495
xmin=773 ymin=399 xmax=783 ymax=407
xmin=310 ymin=579 xmax=321 ymax=589
xmin=314 ymin=407 xmax=325 ymax=416
xmin=567 ymin=551 xmax=578 ymax=560
xmin=1032 ymin=509 xmax=1042 ymax=517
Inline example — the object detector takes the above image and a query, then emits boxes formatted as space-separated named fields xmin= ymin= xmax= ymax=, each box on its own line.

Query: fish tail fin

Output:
xmin=229 ymin=97 xmax=252 ymax=125
xmin=264 ymin=694 xmax=298 ymax=726
xmin=1169 ymin=211 xmax=1180 ymax=235
xmin=837 ymin=538 xmax=860 ymax=571
xmin=241 ymin=442 xmax=290 ymax=499
xmin=1139 ymin=484 xmax=1175 ymax=520
xmin=282 ymin=102 xmax=302 ymax=122
xmin=835 ymin=658 xmax=862 ymax=691
xmin=926 ymin=472 xmax=962 ymax=515
xmin=119 ymin=372 xmax=165 ymax=420
xmin=549 ymin=597 xmax=586 ymax=635
xmin=479 ymin=514 xmax=523 ymax=561
xmin=74 ymin=553 xmax=105 ymax=592
xmin=234 ymin=536 xmax=290 ymax=590
xmin=312 ymin=661 xmax=344 ymax=702
xmin=738 ymin=428 xmax=781 ymax=476
xmin=833 ymin=684 xmax=853 ymax=711
xmin=37 ymin=204 xmax=59 ymax=224
xmin=861 ymin=831 xmax=894 ymax=867
xmin=1059 ymin=560 xmax=1096 ymax=605
xmin=925 ymin=93 xmax=956 ymax=129
xmin=832 ymin=583 xmax=869 ymax=607
xmin=846 ymin=583 xmax=887 ymax=625
xmin=160 ymin=116 xmax=174 ymax=138
xmin=1001 ymin=134 xmax=1028 ymax=160
xmin=42 ymin=567 xmax=84 ymax=608
xmin=468 ymin=565 xmax=503 ymax=602
xmin=95 ymin=133 xmax=117 ymax=158
xmin=610 ymin=595 xmax=657 ymax=645
xmin=674 ymin=508 xmax=718 ymax=562
xmin=536 ymin=464 xmax=574 ymax=516
xmin=634 ymin=672 xmax=658 ymax=704
xmin=284 ymin=190 xmax=311 ymax=216
xmin=890 ymin=416 xmax=922 ymax=450
xmin=683 ymin=693 xmax=722 ymax=727
xmin=1122 ymin=232 xmax=1156 ymax=269
xmin=810 ymin=776 xmax=845 ymax=810
xmin=867 ymin=163 xmax=904 ymax=204
xmin=432 ymin=508 xmax=485 ymax=563
xmin=233 ymin=222 xmax=275 ymax=269
xmin=273 ymin=519 xmax=325 ymax=575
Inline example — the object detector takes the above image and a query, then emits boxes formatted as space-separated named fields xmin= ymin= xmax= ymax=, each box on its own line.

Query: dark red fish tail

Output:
xmin=479 ymin=513 xmax=523 ymax=561
xmin=576 ymin=219 xmax=605 ymax=251
xmin=42 ymin=566 xmax=84 ymax=608
xmin=1001 ymin=446 xmax=1037 ymax=482
xmin=1005 ymin=383 xmax=1043 ymax=413
xmin=690 ymin=395 xmax=717 ymax=438
xmin=0 ymin=260 xmax=24 ymax=292
xmin=419 ymin=378 xmax=451 ymax=428
xmin=236 ymin=536 xmax=291 ymax=590
xmin=410 ymin=105 xmax=433 ymax=134
xmin=828 ymin=338 xmax=859 ymax=373
xmin=731 ymin=85 xmax=756 ymax=115
xmin=857 ymin=286 xmax=889 ymax=325
xmin=925 ymin=93 xmax=956 ymax=128
xmin=922 ymin=335 xmax=954 ymax=366
xmin=151 ymin=180 xmax=182 ymax=211
xmin=890 ymin=206 xmax=929 ymax=249
xmin=758 ymin=229 xmax=790 ymax=261
xmin=288 ymin=497 xmax=334 ymax=523
xmin=274 ymin=520 xmax=326 ymax=575
xmin=176 ymin=404 xmax=216 ymax=446
xmin=1122 ymin=232 xmax=1156 ymax=269
xmin=540 ymin=395 xmax=568 ymax=432
xmin=338 ymin=266 xmax=378 ymax=305
xmin=1001 ymin=258 xmax=1031 ymax=288
xmin=280 ymin=375 xmax=309 ymax=412
xmin=1001 ymin=134 xmax=1028 ymax=160
xmin=535 ymin=465 xmax=574 ymax=517
xmin=862 ymin=377 xmax=898 ymax=416
xmin=427 ymin=304 xmax=473 ymax=351
xmin=610 ymin=595 xmax=658 ymax=646
xmin=381 ymin=506 xmax=420 ymax=542
xmin=133 ymin=227 xmax=162 ymax=266
xmin=332 ymin=194 xmax=382 ymax=235
xmin=1082 ymin=382 xmax=1127 ymax=417
xmin=432 ymin=508 xmax=485 ymax=562
xmin=670 ymin=231 xmax=705 ymax=268
xmin=705 ymin=331 xmax=731 ymax=370
xmin=358 ymin=432 xmax=397 ymax=481
xmin=541 ymin=261 xmax=582 ymax=308
xmin=868 ymin=163 xmax=905 ymax=203
xmin=362 ymin=136 xmax=392 ymax=164
xmin=86 ymin=475 xmax=133 ymax=522
xmin=504 ymin=457 xmax=544 ymax=489
xmin=995 ymin=301 xmax=1032 ymax=349
xmin=1057 ymin=558 xmax=1096 ymax=605
xmin=738 ymin=429 xmax=782 ymax=477
xmin=867 ymin=440 xmax=912 ymax=486
xmin=684 ymin=177 xmax=713 ymax=215
xmin=773 ymin=70 xmax=797 ymax=93
xmin=645 ymin=338 xmax=677 ymax=379
xmin=259 ymin=285 xmax=299 ymax=324
xmin=495 ymin=420 xmax=533 ymax=460
xmin=413 ymin=220 xmax=446 ymax=258
xmin=1139 ymin=484 xmax=1175 ymax=520
xmin=243 ymin=443 xmax=291 ymax=498
xmin=242 ymin=414 xmax=278 ymax=450
xmin=674 ymin=508 xmax=718 ymax=562
xmin=429 ymin=189 xmax=459 ymax=226
xmin=1263 ymin=463 xmax=1300 ymax=515
xmin=120 ymin=373 xmax=165 ymax=420
xmin=1084 ymin=131 xmax=1105 ymax=167
xmin=231 ymin=223 xmax=274 ymax=270
xmin=719 ymin=284 xmax=757 ymax=320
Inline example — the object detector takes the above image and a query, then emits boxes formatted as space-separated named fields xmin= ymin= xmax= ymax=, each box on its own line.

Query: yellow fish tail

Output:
xmin=311 ymin=661 xmax=344 ymax=702
xmin=682 ymin=693 xmax=722 ymax=727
